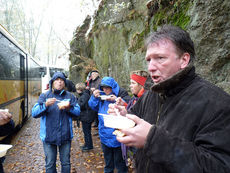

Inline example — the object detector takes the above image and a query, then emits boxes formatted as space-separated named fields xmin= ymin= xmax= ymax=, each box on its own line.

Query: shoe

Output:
xmin=81 ymin=146 xmax=93 ymax=152
xmin=93 ymin=132 xmax=99 ymax=136
xmin=80 ymin=145 xmax=86 ymax=149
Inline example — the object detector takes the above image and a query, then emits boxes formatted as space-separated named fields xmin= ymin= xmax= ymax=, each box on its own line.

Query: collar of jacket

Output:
xmin=53 ymin=89 xmax=66 ymax=95
xmin=137 ymin=87 xmax=145 ymax=98
xmin=151 ymin=63 xmax=196 ymax=97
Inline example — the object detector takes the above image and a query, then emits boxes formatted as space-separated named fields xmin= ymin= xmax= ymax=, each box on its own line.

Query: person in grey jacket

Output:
xmin=108 ymin=25 xmax=230 ymax=173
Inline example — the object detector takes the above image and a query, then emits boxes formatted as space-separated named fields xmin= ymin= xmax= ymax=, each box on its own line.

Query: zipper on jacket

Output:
xmin=156 ymin=94 xmax=165 ymax=125
xmin=156 ymin=102 xmax=163 ymax=125
xmin=146 ymin=159 xmax=150 ymax=172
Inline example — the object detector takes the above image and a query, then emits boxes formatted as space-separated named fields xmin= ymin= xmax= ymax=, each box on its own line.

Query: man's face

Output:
xmin=76 ymin=89 xmax=82 ymax=94
xmin=145 ymin=39 xmax=188 ymax=84
xmin=91 ymin=72 xmax=99 ymax=80
xmin=130 ymin=79 xmax=142 ymax=95
xmin=53 ymin=78 xmax=65 ymax=90
xmin=102 ymin=86 xmax=112 ymax=95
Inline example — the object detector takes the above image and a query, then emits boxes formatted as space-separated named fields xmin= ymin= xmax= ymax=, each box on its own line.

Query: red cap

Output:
xmin=130 ymin=74 xmax=147 ymax=86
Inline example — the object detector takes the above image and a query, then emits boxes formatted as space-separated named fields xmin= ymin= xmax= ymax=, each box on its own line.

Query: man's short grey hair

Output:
xmin=145 ymin=25 xmax=196 ymax=62
xmin=75 ymin=82 xmax=86 ymax=91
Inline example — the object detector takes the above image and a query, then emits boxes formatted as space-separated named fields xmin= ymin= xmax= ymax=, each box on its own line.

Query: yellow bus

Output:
xmin=0 ymin=24 xmax=42 ymax=139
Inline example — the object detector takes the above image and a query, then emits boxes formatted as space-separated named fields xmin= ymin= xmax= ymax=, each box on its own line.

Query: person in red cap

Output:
xmin=116 ymin=70 xmax=149 ymax=110
xmin=115 ymin=70 xmax=149 ymax=166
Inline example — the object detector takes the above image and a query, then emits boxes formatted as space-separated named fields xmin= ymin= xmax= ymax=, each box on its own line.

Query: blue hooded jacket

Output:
xmin=88 ymin=77 xmax=130 ymax=147
xmin=32 ymin=72 xmax=80 ymax=146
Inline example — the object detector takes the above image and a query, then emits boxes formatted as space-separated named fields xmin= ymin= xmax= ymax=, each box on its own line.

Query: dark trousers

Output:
xmin=0 ymin=157 xmax=5 ymax=173
xmin=82 ymin=121 xmax=93 ymax=148
xmin=101 ymin=143 xmax=128 ymax=173
xmin=93 ymin=116 xmax=99 ymax=127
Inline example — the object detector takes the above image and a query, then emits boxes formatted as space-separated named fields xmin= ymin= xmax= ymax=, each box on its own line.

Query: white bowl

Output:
xmin=99 ymin=114 xmax=135 ymax=129
xmin=0 ymin=144 xmax=12 ymax=157
xmin=0 ymin=109 xmax=9 ymax=113
xmin=100 ymin=95 xmax=111 ymax=100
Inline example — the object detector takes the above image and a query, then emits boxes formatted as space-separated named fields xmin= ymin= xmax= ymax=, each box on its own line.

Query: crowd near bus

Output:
xmin=1 ymin=24 xmax=230 ymax=173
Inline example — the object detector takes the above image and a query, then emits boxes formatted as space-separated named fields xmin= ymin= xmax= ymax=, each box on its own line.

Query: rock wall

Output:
xmin=69 ymin=0 xmax=230 ymax=93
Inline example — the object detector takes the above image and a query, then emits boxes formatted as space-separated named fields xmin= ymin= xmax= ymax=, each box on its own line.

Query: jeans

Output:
xmin=101 ymin=143 xmax=128 ymax=173
xmin=43 ymin=141 xmax=71 ymax=173
xmin=82 ymin=121 xmax=93 ymax=148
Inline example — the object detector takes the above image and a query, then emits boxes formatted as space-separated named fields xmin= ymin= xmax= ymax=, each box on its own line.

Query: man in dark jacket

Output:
xmin=0 ymin=110 xmax=14 ymax=173
xmin=87 ymin=70 xmax=101 ymax=92
xmin=66 ymin=79 xmax=76 ymax=92
xmin=75 ymin=82 xmax=97 ymax=151
xmin=109 ymin=25 xmax=230 ymax=173
xmin=62 ymin=72 xmax=76 ymax=92
xmin=32 ymin=72 xmax=80 ymax=173
xmin=87 ymin=70 xmax=102 ymax=128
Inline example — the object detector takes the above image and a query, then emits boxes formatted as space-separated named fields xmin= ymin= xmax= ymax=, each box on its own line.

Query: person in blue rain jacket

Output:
xmin=32 ymin=72 xmax=80 ymax=173
xmin=88 ymin=76 xmax=130 ymax=173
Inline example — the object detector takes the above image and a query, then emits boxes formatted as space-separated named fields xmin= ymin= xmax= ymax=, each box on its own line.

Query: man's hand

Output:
xmin=116 ymin=114 xmax=152 ymax=148
xmin=0 ymin=111 xmax=13 ymax=125
xmin=45 ymin=98 xmax=56 ymax=107
xmin=90 ymin=87 xmax=96 ymax=92
xmin=93 ymin=89 xmax=100 ymax=98
xmin=115 ymin=97 xmax=126 ymax=106
xmin=108 ymin=104 xmax=127 ymax=116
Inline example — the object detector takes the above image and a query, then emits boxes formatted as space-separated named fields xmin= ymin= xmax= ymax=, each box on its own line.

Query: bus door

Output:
xmin=20 ymin=54 xmax=27 ymax=121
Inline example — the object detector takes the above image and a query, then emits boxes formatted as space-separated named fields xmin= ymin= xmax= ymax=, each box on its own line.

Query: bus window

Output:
xmin=0 ymin=32 xmax=23 ymax=80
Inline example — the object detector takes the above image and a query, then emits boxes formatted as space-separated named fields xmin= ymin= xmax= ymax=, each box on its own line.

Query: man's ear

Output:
xmin=180 ymin=53 xmax=190 ymax=69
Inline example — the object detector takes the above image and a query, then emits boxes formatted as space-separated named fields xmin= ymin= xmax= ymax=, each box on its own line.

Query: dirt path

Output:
xmin=3 ymin=117 xmax=134 ymax=173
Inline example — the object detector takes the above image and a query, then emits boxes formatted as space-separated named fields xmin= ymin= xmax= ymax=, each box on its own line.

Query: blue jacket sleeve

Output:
xmin=69 ymin=93 xmax=80 ymax=117
xmin=32 ymin=93 xmax=47 ymax=118
xmin=88 ymin=95 xmax=100 ymax=112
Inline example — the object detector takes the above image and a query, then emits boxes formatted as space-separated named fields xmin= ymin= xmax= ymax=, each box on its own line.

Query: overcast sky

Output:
xmin=22 ymin=0 xmax=100 ymax=68
xmin=24 ymin=0 xmax=99 ymax=46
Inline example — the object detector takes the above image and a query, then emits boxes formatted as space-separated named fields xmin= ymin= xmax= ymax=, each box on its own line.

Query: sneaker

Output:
xmin=80 ymin=145 xmax=86 ymax=149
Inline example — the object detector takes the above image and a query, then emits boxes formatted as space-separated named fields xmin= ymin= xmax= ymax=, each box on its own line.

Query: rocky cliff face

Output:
xmin=69 ymin=0 xmax=230 ymax=93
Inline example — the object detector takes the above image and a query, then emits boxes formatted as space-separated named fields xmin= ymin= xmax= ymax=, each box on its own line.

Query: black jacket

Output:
xmin=0 ymin=120 xmax=14 ymax=136
xmin=129 ymin=66 xmax=230 ymax=173
xmin=89 ymin=76 xmax=101 ymax=90
xmin=66 ymin=79 xmax=76 ymax=92
xmin=77 ymin=89 xmax=97 ymax=123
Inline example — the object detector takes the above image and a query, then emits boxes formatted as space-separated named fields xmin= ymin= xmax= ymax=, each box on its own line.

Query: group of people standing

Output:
xmin=31 ymin=66 xmax=148 ymax=173
xmin=31 ymin=24 xmax=230 ymax=173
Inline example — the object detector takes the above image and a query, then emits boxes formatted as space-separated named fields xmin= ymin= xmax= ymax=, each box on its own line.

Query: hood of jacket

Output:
xmin=99 ymin=77 xmax=120 ymax=96
xmin=49 ymin=72 xmax=67 ymax=91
